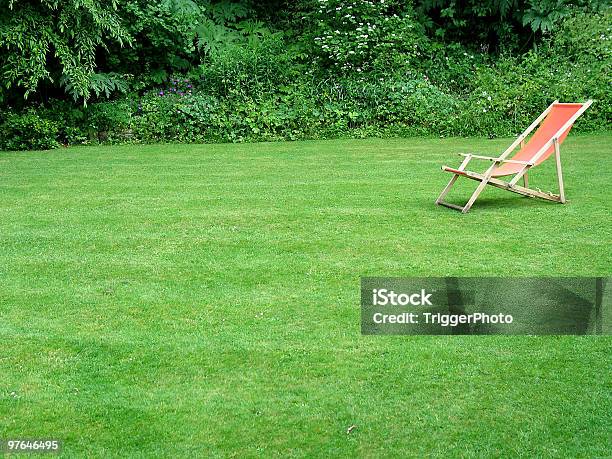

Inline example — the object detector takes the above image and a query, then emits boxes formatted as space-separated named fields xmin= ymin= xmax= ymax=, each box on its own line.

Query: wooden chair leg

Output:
xmin=436 ymin=155 xmax=472 ymax=206
xmin=436 ymin=175 xmax=459 ymax=205
xmin=554 ymin=139 xmax=566 ymax=203
xmin=523 ymin=172 xmax=529 ymax=188
xmin=462 ymin=177 xmax=489 ymax=213
xmin=461 ymin=165 xmax=495 ymax=213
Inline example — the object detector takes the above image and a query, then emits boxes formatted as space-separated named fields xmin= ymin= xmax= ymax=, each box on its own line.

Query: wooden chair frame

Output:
xmin=436 ymin=100 xmax=593 ymax=214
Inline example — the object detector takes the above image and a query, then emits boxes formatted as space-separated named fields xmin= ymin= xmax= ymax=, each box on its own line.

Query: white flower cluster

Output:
xmin=312 ymin=0 xmax=415 ymax=72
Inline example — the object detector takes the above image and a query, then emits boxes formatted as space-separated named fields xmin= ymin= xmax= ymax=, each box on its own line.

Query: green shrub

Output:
xmin=546 ymin=10 xmax=611 ymax=130
xmin=43 ymin=100 xmax=88 ymax=145
xmin=132 ymin=93 xmax=189 ymax=142
xmin=0 ymin=110 xmax=60 ymax=151
xmin=86 ymin=101 xmax=134 ymax=142
xmin=303 ymin=0 xmax=427 ymax=75
xmin=193 ymin=35 xmax=300 ymax=99
xmin=1 ymin=9 xmax=608 ymax=151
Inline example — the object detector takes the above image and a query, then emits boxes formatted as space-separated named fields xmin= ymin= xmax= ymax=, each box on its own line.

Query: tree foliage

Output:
xmin=0 ymin=0 xmax=131 ymax=102
xmin=415 ymin=0 xmax=606 ymax=51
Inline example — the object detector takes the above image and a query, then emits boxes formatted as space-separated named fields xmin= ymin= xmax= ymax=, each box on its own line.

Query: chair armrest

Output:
xmin=457 ymin=153 xmax=532 ymax=165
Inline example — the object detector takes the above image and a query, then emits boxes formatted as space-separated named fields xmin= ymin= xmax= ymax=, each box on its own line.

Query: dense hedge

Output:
xmin=0 ymin=9 xmax=609 ymax=151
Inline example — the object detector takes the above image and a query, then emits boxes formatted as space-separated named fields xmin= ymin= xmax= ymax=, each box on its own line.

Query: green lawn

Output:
xmin=1 ymin=134 xmax=610 ymax=457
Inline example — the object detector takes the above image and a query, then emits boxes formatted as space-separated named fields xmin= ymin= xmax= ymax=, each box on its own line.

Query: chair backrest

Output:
xmin=493 ymin=102 xmax=589 ymax=177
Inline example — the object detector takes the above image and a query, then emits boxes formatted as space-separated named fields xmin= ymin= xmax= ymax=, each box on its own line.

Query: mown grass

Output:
xmin=0 ymin=134 xmax=610 ymax=457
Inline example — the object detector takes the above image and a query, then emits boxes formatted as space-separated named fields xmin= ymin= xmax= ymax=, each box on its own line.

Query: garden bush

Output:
xmin=192 ymin=35 xmax=300 ymax=98
xmin=86 ymin=100 xmax=134 ymax=142
xmin=301 ymin=0 xmax=427 ymax=75
xmin=0 ymin=7 xmax=608 ymax=151
xmin=43 ymin=101 xmax=88 ymax=145
xmin=0 ymin=110 xmax=60 ymax=151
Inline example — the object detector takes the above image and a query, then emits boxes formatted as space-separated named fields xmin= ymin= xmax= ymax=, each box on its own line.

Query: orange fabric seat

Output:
xmin=492 ymin=103 xmax=585 ymax=177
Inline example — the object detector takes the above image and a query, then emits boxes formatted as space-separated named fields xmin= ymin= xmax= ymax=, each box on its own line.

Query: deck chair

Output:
xmin=436 ymin=100 xmax=593 ymax=213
